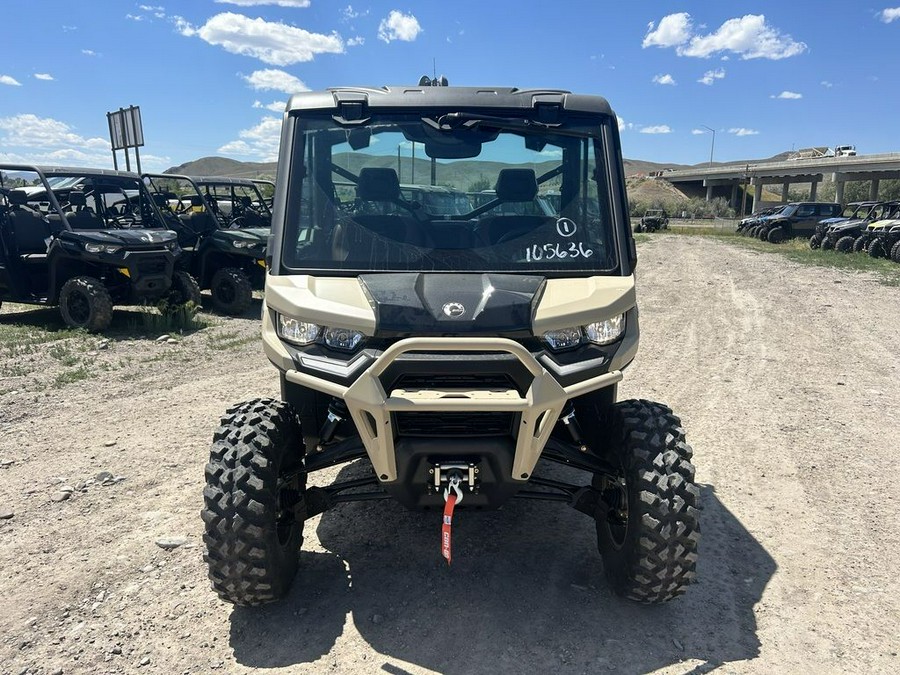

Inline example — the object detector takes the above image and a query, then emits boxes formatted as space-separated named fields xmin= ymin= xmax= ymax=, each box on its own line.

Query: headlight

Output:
xmin=541 ymin=314 xmax=626 ymax=351
xmin=104 ymin=245 xmax=122 ymax=254
xmin=232 ymin=240 xmax=253 ymax=249
xmin=584 ymin=314 xmax=626 ymax=345
xmin=277 ymin=315 xmax=320 ymax=345
xmin=84 ymin=243 xmax=104 ymax=253
xmin=323 ymin=327 xmax=365 ymax=352
xmin=541 ymin=327 xmax=583 ymax=351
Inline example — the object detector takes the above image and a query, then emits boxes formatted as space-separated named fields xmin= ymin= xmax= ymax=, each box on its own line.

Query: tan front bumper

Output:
xmin=281 ymin=337 xmax=623 ymax=483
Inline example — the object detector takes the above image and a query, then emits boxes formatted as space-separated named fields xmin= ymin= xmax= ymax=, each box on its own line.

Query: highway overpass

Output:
xmin=660 ymin=153 xmax=900 ymax=212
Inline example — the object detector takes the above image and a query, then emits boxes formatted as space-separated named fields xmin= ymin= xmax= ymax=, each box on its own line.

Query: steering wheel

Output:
xmin=495 ymin=227 xmax=536 ymax=245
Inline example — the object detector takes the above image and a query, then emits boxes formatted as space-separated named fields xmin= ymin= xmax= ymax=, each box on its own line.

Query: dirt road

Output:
xmin=1 ymin=235 xmax=898 ymax=674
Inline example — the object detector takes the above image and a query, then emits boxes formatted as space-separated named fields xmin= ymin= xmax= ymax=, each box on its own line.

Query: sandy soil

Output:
xmin=1 ymin=235 xmax=898 ymax=674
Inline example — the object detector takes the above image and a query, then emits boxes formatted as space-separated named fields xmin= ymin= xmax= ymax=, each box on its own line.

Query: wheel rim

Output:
xmin=598 ymin=471 xmax=629 ymax=549
xmin=275 ymin=474 xmax=301 ymax=547
xmin=215 ymin=278 xmax=236 ymax=304
xmin=67 ymin=291 xmax=91 ymax=325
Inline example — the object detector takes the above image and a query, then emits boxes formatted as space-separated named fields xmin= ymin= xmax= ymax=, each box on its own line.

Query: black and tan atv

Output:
xmin=201 ymin=82 xmax=701 ymax=606
xmin=143 ymin=174 xmax=268 ymax=315
xmin=0 ymin=164 xmax=192 ymax=331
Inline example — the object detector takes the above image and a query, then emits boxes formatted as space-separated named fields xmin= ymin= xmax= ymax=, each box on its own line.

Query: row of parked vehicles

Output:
xmin=0 ymin=164 xmax=274 ymax=330
xmin=735 ymin=200 xmax=900 ymax=262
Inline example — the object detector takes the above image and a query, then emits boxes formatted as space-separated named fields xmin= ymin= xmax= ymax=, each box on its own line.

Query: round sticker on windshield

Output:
xmin=556 ymin=218 xmax=577 ymax=237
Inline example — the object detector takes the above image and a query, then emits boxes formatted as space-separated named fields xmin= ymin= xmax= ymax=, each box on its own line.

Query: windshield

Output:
xmin=281 ymin=112 xmax=619 ymax=274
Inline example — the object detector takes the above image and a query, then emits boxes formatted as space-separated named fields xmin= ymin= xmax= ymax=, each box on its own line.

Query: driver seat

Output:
xmin=478 ymin=169 xmax=551 ymax=244
xmin=65 ymin=192 xmax=105 ymax=230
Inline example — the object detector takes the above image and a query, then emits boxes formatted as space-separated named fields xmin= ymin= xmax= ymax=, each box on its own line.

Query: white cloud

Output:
xmin=640 ymin=125 xmax=672 ymax=135
xmin=652 ymin=73 xmax=676 ymax=86
xmin=644 ymin=13 xmax=806 ymax=60
xmin=242 ymin=69 xmax=309 ymax=94
xmin=643 ymin=12 xmax=692 ymax=48
xmin=821 ymin=80 xmax=833 ymax=88
xmin=62 ymin=25 xmax=77 ymax=32
xmin=253 ymin=100 xmax=286 ymax=112
xmin=879 ymin=7 xmax=900 ymax=22
xmin=691 ymin=129 xmax=706 ymax=135
xmin=139 ymin=5 xmax=164 ymax=11
xmin=378 ymin=10 xmax=422 ymax=43
xmin=681 ymin=15 xmax=806 ymax=60
xmin=81 ymin=49 xmax=97 ymax=56
xmin=0 ymin=114 xmax=109 ymax=149
xmin=772 ymin=90 xmax=802 ymax=99
xmin=215 ymin=0 xmax=311 ymax=6
xmin=342 ymin=5 xmax=368 ymax=21
xmin=729 ymin=127 xmax=759 ymax=136
xmin=179 ymin=12 xmax=343 ymax=66
xmin=126 ymin=13 xmax=145 ymax=21
xmin=1 ymin=75 xmax=22 ymax=86
xmin=347 ymin=36 xmax=365 ymax=47
xmin=698 ymin=68 xmax=725 ymax=85
xmin=218 ymin=116 xmax=282 ymax=161
xmin=34 ymin=73 xmax=54 ymax=81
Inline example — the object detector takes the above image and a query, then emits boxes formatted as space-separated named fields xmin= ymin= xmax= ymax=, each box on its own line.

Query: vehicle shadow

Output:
xmin=228 ymin=464 xmax=775 ymax=673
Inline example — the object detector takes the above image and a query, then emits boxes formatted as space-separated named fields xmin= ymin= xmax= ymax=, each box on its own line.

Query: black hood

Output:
xmin=360 ymin=273 xmax=544 ymax=337
xmin=60 ymin=228 xmax=177 ymax=249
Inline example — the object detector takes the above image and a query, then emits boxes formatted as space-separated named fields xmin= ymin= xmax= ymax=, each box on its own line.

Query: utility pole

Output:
xmin=700 ymin=125 xmax=716 ymax=168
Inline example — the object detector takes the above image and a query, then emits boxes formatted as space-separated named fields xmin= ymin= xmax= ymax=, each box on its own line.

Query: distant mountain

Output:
xmin=165 ymin=156 xmax=276 ymax=178
xmin=166 ymin=151 xmax=795 ymax=181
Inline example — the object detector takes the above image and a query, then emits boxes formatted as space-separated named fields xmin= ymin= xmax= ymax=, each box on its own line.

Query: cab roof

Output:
xmin=286 ymin=86 xmax=614 ymax=118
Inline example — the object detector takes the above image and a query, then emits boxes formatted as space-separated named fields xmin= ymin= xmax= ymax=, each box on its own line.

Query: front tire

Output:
xmin=594 ymin=400 xmax=700 ymax=603
xmin=835 ymin=236 xmax=855 ymax=253
xmin=821 ymin=236 xmax=834 ymax=251
xmin=202 ymin=398 xmax=305 ymax=606
xmin=210 ymin=267 xmax=252 ymax=315
xmin=59 ymin=276 xmax=113 ymax=331
xmin=891 ymin=240 xmax=900 ymax=263
xmin=867 ymin=239 xmax=888 ymax=258
xmin=809 ymin=233 xmax=822 ymax=249
xmin=853 ymin=236 xmax=868 ymax=253
xmin=766 ymin=226 xmax=785 ymax=244
xmin=167 ymin=270 xmax=202 ymax=307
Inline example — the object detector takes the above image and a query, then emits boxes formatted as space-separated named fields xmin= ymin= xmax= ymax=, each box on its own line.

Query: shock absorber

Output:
xmin=559 ymin=401 xmax=588 ymax=453
xmin=316 ymin=399 xmax=349 ymax=451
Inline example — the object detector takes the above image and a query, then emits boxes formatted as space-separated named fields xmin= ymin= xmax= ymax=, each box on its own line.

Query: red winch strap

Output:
xmin=441 ymin=492 xmax=457 ymax=564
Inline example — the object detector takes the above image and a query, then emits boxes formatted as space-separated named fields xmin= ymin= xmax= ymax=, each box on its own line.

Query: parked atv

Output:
xmin=143 ymin=174 xmax=269 ymax=315
xmin=854 ymin=202 xmax=900 ymax=257
xmin=194 ymin=176 xmax=273 ymax=230
xmin=820 ymin=201 xmax=891 ymax=253
xmin=636 ymin=209 xmax=668 ymax=233
xmin=1 ymin=164 xmax=191 ymax=331
xmin=757 ymin=201 xmax=841 ymax=243
xmin=201 ymin=83 xmax=700 ymax=607
xmin=809 ymin=201 xmax=877 ymax=250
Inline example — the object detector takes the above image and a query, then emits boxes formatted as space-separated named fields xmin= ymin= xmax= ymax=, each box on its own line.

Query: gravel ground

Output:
xmin=1 ymin=235 xmax=898 ymax=674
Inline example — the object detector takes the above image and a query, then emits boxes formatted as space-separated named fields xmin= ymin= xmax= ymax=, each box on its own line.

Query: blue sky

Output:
xmin=2 ymin=1 xmax=899 ymax=171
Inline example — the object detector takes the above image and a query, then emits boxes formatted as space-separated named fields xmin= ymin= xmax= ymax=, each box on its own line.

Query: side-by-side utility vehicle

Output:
xmin=201 ymin=82 xmax=701 ymax=606
xmin=143 ymin=174 xmax=269 ymax=314
xmin=0 ymin=165 xmax=191 ymax=330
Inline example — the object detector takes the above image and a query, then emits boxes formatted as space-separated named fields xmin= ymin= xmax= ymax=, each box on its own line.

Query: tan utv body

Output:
xmin=201 ymin=83 xmax=700 ymax=607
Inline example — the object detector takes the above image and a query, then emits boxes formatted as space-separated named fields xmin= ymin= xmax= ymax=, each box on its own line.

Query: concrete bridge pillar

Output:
xmin=730 ymin=183 xmax=738 ymax=208
xmin=832 ymin=173 xmax=845 ymax=205
xmin=870 ymin=179 xmax=880 ymax=201
xmin=753 ymin=180 xmax=763 ymax=212
xmin=781 ymin=183 xmax=790 ymax=202
xmin=809 ymin=180 xmax=818 ymax=201
xmin=705 ymin=184 xmax=714 ymax=201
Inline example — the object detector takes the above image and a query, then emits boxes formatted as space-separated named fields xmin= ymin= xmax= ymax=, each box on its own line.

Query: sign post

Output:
xmin=106 ymin=106 xmax=145 ymax=173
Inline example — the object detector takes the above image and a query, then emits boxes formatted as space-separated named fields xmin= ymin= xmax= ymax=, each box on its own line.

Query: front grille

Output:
xmin=135 ymin=256 xmax=167 ymax=275
xmin=392 ymin=373 xmax=517 ymax=391
xmin=395 ymin=411 xmax=515 ymax=437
